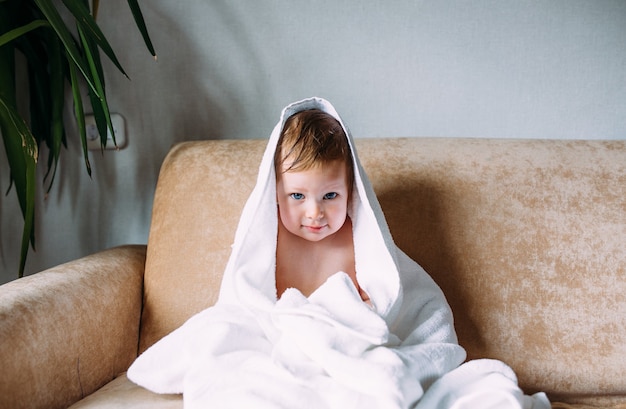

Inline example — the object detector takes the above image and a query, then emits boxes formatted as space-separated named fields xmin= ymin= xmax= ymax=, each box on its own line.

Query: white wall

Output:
xmin=1 ymin=0 xmax=625 ymax=283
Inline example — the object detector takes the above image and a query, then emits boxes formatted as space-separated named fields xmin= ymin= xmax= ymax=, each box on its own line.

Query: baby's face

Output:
xmin=276 ymin=160 xmax=350 ymax=242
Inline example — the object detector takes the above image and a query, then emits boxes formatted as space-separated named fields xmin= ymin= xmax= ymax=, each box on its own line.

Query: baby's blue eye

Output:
xmin=324 ymin=192 xmax=338 ymax=200
xmin=290 ymin=193 xmax=304 ymax=200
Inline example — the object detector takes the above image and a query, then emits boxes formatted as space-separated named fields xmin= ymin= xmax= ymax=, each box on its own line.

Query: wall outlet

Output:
xmin=85 ymin=113 xmax=126 ymax=150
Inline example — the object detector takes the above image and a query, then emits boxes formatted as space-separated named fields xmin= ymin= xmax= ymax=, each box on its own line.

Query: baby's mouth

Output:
xmin=303 ymin=224 xmax=327 ymax=232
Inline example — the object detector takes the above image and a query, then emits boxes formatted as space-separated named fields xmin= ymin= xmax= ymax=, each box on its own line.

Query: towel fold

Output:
xmin=129 ymin=270 xmax=464 ymax=408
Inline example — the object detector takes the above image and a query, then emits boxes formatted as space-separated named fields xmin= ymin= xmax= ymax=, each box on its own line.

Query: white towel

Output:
xmin=128 ymin=97 xmax=549 ymax=409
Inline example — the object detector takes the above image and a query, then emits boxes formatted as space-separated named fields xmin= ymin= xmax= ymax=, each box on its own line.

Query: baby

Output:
xmin=274 ymin=109 xmax=370 ymax=304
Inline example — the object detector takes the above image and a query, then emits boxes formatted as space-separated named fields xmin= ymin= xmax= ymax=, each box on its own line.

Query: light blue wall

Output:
xmin=1 ymin=0 xmax=625 ymax=283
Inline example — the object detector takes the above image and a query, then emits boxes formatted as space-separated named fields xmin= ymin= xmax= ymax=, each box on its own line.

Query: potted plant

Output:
xmin=0 ymin=0 xmax=155 ymax=278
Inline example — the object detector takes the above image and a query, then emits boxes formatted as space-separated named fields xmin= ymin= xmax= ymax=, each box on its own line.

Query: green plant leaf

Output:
xmin=127 ymin=0 xmax=156 ymax=58
xmin=68 ymin=60 xmax=91 ymax=176
xmin=0 ymin=19 xmax=49 ymax=47
xmin=32 ymin=0 xmax=102 ymax=99
xmin=87 ymin=88 xmax=108 ymax=150
xmin=62 ymin=0 xmax=128 ymax=78
xmin=42 ymin=32 xmax=65 ymax=192
xmin=76 ymin=0 xmax=111 ymax=149
xmin=0 ymin=1 xmax=35 ymax=277
xmin=78 ymin=23 xmax=115 ymax=148
xmin=23 ymin=44 xmax=52 ymax=148
xmin=0 ymin=97 xmax=39 ymax=278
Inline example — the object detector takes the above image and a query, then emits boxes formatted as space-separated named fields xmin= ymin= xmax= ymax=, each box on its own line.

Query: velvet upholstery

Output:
xmin=0 ymin=245 xmax=146 ymax=409
xmin=1 ymin=138 xmax=624 ymax=409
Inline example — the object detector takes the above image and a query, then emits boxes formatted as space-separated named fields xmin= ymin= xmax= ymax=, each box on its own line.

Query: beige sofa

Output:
xmin=1 ymin=138 xmax=624 ymax=409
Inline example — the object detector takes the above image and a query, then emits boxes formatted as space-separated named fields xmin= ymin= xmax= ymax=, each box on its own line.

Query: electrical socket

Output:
xmin=85 ymin=113 xmax=126 ymax=150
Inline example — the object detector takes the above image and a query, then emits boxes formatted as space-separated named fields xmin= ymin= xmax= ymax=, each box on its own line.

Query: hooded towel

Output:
xmin=128 ymin=97 xmax=549 ymax=409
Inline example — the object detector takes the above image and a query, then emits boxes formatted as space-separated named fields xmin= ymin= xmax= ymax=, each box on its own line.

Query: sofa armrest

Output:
xmin=0 ymin=245 xmax=146 ymax=409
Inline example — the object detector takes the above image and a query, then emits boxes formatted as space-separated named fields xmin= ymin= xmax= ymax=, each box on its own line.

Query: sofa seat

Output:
xmin=68 ymin=374 xmax=182 ymax=409
xmin=68 ymin=374 xmax=626 ymax=409
xmin=68 ymin=373 xmax=624 ymax=409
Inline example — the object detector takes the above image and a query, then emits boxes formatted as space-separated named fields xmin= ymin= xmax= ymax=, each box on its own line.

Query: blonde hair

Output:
xmin=274 ymin=109 xmax=354 ymax=189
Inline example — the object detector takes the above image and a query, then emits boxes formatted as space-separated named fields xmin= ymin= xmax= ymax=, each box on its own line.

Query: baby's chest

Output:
xmin=276 ymin=248 xmax=355 ymax=297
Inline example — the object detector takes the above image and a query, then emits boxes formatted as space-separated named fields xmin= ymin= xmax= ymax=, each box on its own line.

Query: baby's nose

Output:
xmin=306 ymin=201 xmax=324 ymax=219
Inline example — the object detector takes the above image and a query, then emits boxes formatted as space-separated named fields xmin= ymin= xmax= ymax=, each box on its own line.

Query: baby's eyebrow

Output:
xmin=324 ymin=182 xmax=345 ymax=190
xmin=284 ymin=185 xmax=307 ymax=192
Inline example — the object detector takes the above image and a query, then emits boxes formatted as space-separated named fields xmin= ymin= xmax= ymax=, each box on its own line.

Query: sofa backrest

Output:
xmin=139 ymin=138 xmax=626 ymax=401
